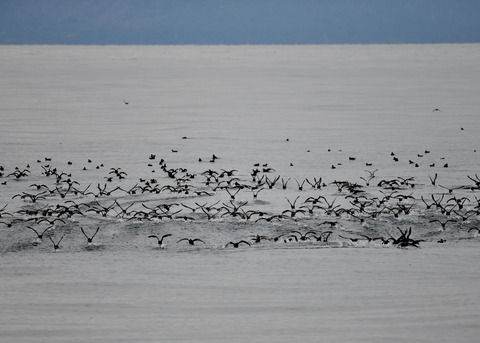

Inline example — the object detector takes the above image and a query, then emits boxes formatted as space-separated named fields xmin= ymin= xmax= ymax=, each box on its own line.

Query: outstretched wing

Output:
xmin=27 ymin=226 xmax=39 ymax=235
xmin=81 ymin=227 xmax=88 ymax=238
xmin=91 ymin=227 xmax=100 ymax=239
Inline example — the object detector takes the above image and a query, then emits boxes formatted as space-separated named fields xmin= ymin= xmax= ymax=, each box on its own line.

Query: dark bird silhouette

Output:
xmin=360 ymin=170 xmax=377 ymax=186
xmin=318 ymin=221 xmax=338 ymax=227
xmin=220 ymin=169 xmax=237 ymax=177
xmin=270 ymin=234 xmax=286 ymax=242
xmin=177 ymin=238 xmax=205 ymax=245
xmin=250 ymin=187 xmax=264 ymax=199
xmin=29 ymin=183 xmax=54 ymax=192
xmin=290 ymin=230 xmax=316 ymax=241
xmin=49 ymin=235 xmax=65 ymax=251
xmin=338 ymin=235 xmax=361 ymax=242
xmin=254 ymin=214 xmax=288 ymax=222
xmin=0 ymin=204 xmax=14 ymax=218
xmin=311 ymin=231 xmax=333 ymax=242
xmin=430 ymin=218 xmax=456 ymax=230
xmin=81 ymin=227 xmax=100 ymax=244
xmin=295 ymin=179 xmax=306 ymax=191
xmin=285 ymin=196 xmax=300 ymax=210
xmin=225 ymin=188 xmax=241 ymax=200
xmin=282 ymin=208 xmax=305 ymax=217
xmin=265 ymin=175 xmax=279 ymax=188
xmin=225 ymin=240 xmax=251 ymax=248
xmin=467 ymin=174 xmax=480 ymax=187
xmin=36 ymin=217 xmax=66 ymax=225
xmin=281 ymin=178 xmax=290 ymax=190
xmin=250 ymin=234 xmax=268 ymax=243
xmin=27 ymin=225 xmax=52 ymax=243
xmin=148 ymin=234 xmax=172 ymax=248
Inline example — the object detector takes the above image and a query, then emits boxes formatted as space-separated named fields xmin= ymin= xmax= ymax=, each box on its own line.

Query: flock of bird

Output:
xmin=1 ymin=146 xmax=479 ymax=253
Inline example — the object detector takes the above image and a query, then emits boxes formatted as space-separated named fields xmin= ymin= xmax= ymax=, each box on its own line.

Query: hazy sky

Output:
xmin=1 ymin=0 xmax=479 ymax=44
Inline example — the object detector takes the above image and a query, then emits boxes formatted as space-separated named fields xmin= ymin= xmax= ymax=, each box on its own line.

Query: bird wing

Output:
xmin=41 ymin=226 xmax=53 ymax=235
xmin=27 ymin=226 xmax=39 ymax=235
xmin=91 ymin=227 xmax=100 ymax=239
xmin=81 ymin=227 xmax=88 ymax=238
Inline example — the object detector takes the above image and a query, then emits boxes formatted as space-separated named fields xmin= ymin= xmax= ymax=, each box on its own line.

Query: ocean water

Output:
xmin=0 ymin=44 xmax=479 ymax=342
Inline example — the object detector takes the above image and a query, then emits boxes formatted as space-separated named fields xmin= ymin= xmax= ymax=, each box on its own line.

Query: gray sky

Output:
xmin=1 ymin=0 xmax=479 ymax=44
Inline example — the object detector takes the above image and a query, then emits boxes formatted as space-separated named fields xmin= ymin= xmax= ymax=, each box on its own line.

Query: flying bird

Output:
xmin=225 ymin=240 xmax=251 ymax=248
xmin=49 ymin=235 xmax=65 ymax=252
xmin=81 ymin=227 xmax=100 ymax=245
xmin=148 ymin=234 xmax=172 ymax=248
xmin=177 ymin=238 xmax=205 ymax=245
xmin=27 ymin=225 xmax=52 ymax=243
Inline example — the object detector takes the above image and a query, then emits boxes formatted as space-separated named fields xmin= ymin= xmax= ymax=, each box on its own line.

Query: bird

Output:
xmin=285 ymin=196 xmax=300 ymax=210
xmin=81 ymin=227 xmax=100 ymax=245
xmin=338 ymin=235 xmax=361 ymax=242
xmin=225 ymin=240 xmax=251 ymax=248
xmin=148 ymin=234 xmax=172 ymax=248
xmin=316 ymin=231 xmax=333 ymax=242
xmin=250 ymin=234 xmax=269 ymax=243
xmin=270 ymin=234 xmax=286 ymax=242
xmin=27 ymin=225 xmax=52 ymax=243
xmin=49 ymin=235 xmax=65 ymax=252
xmin=318 ymin=221 xmax=338 ymax=227
xmin=295 ymin=179 xmax=306 ymax=191
xmin=250 ymin=187 xmax=264 ymax=199
xmin=290 ymin=230 xmax=316 ymax=241
xmin=430 ymin=219 xmax=456 ymax=230
xmin=177 ymin=238 xmax=205 ymax=245
xmin=36 ymin=217 xmax=66 ymax=225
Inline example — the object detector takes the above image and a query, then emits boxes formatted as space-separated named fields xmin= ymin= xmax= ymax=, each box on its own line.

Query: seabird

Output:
xmin=177 ymin=238 xmax=205 ymax=245
xmin=225 ymin=240 xmax=251 ymax=248
xmin=27 ymin=225 xmax=52 ymax=243
xmin=148 ymin=234 xmax=172 ymax=248
xmin=430 ymin=219 xmax=455 ymax=230
xmin=81 ymin=227 xmax=100 ymax=244
xmin=49 ymin=235 xmax=65 ymax=252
